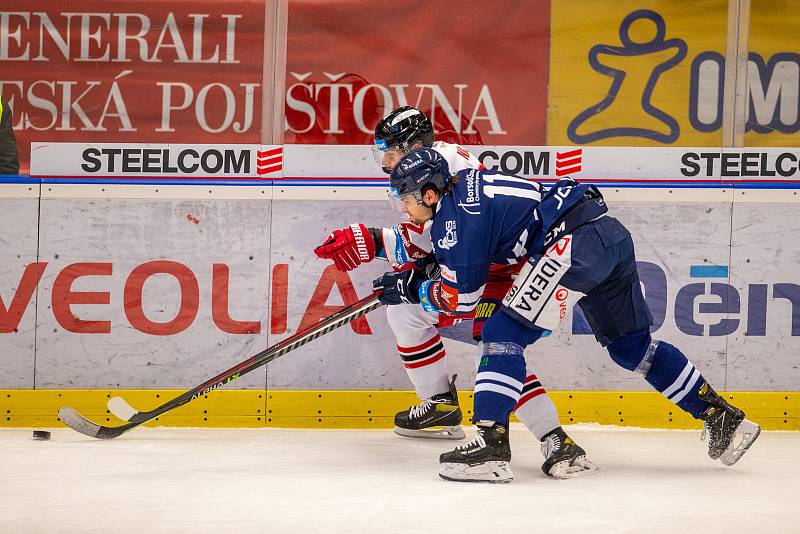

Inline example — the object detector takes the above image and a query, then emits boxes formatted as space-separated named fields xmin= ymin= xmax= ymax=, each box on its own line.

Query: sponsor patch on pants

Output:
xmin=502 ymin=236 xmax=583 ymax=330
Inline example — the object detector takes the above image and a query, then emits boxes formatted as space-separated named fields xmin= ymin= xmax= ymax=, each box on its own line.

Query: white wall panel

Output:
xmin=727 ymin=203 xmax=800 ymax=390
xmin=2 ymin=194 xmax=797 ymax=392
xmin=35 ymin=199 xmax=272 ymax=389
xmin=0 ymin=199 xmax=40 ymax=388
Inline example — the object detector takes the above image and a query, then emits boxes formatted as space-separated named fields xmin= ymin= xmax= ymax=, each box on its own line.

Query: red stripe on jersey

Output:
xmin=404 ymin=349 xmax=446 ymax=369
xmin=400 ymin=221 xmax=426 ymax=235
xmin=397 ymin=334 xmax=442 ymax=354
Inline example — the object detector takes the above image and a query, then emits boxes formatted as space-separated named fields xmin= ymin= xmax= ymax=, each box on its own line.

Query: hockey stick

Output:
xmin=59 ymin=292 xmax=384 ymax=439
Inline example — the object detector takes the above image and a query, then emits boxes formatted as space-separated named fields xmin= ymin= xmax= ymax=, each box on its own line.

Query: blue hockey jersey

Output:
xmin=420 ymin=169 xmax=599 ymax=314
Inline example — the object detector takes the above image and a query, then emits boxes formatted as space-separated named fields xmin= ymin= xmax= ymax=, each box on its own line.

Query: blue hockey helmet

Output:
xmin=388 ymin=148 xmax=451 ymax=208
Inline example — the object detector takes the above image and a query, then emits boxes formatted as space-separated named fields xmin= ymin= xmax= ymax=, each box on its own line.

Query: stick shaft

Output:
xmin=136 ymin=292 xmax=383 ymax=422
xmin=61 ymin=292 xmax=384 ymax=438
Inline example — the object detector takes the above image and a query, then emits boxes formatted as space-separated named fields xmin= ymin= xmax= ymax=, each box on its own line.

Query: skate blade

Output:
xmin=547 ymin=456 xmax=599 ymax=479
xmin=720 ymin=419 xmax=761 ymax=466
xmin=394 ymin=425 xmax=466 ymax=440
xmin=439 ymin=461 xmax=513 ymax=483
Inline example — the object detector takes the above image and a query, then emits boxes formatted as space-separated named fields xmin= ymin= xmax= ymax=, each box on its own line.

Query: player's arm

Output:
xmin=401 ymin=214 xmax=491 ymax=313
xmin=373 ymin=258 xmax=489 ymax=314
xmin=416 ymin=262 xmax=488 ymax=314
xmin=314 ymin=220 xmax=433 ymax=272
xmin=313 ymin=223 xmax=381 ymax=272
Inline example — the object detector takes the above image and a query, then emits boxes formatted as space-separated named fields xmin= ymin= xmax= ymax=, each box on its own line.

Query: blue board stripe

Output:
xmin=4 ymin=174 xmax=800 ymax=189
xmin=690 ymin=265 xmax=729 ymax=278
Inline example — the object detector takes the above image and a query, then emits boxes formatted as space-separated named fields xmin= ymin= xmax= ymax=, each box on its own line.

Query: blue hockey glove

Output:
xmin=372 ymin=269 xmax=423 ymax=305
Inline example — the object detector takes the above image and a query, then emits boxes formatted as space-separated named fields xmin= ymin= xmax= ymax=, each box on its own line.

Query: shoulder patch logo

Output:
xmin=437 ymin=220 xmax=458 ymax=250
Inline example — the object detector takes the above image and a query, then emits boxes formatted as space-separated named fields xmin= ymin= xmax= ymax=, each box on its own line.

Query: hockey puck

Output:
xmin=32 ymin=430 xmax=51 ymax=441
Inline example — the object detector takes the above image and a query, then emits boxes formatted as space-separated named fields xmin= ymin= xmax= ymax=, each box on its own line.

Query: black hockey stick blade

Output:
xmin=58 ymin=407 xmax=138 ymax=440
xmin=60 ymin=291 xmax=384 ymax=438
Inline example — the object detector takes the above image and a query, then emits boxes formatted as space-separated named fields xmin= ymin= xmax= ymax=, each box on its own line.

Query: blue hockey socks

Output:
xmin=473 ymin=342 xmax=527 ymax=425
xmin=607 ymin=329 xmax=709 ymax=418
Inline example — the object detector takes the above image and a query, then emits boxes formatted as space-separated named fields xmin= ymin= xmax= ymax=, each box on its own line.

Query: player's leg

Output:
xmin=572 ymin=217 xmax=760 ymax=465
xmin=439 ymin=314 xmax=540 ymax=483
xmin=604 ymin=328 xmax=760 ymax=464
xmin=440 ymin=252 xmax=598 ymax=482
xmin=513 ymin=374 xmax=560 ymax=442
xmin=477 ymin=267 xmax=561 ymax=441
xmin=386 ymin=303 xmax=464 ymax=439
xmin=474 ymin=282 xmax=591 ymax=478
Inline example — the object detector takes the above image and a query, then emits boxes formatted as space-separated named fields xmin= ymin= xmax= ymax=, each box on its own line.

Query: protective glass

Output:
xmin=372 ymin=144 xmax=407 ymax=174
xmin=387 ymin=187 xmax=422 ymax=216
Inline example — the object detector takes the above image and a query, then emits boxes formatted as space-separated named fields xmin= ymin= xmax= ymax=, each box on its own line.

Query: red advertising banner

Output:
xmin=1 ymin=0 xmax=266 ymax=173
xmin=284 ymin=0 xmax=551 ymax=146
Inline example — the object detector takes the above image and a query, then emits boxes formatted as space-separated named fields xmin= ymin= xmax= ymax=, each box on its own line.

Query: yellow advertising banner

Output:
xmin=746 ymin=1 xmax=800 ymax=147
xmin=548 ymin=0 xmax=728 ymax=147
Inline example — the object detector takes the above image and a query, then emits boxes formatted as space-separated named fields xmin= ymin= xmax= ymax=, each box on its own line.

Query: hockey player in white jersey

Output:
xmin=314 ymin=106 xmax=597 ymax=478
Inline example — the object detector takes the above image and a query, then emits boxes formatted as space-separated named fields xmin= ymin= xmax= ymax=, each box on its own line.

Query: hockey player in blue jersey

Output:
xmin=315 ymin=107 xmax=597 ymax=480
xmin=372 ymin=148 xmax=761 ymax=483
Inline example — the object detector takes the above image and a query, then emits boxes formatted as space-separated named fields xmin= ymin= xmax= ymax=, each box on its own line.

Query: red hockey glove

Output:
xmin=314 ymin=223 xmax=377 ymax=272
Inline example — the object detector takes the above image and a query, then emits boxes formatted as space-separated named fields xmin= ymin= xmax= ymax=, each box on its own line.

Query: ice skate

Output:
xmin=439 ymin=421 xmax=512 ymax=483
xmin=698 ymin=383 xmax=760 ymax=466
xmin=540 ymin=428 xmax=598 ymax=479
xmin=394 ymin=375 xmax=465 ymax=440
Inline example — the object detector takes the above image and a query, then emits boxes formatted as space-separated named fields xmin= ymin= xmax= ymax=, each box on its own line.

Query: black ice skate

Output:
xmin=698 ymin=383 xmax=760 ymax=466
xmin=540 ymin=427 xmax=598 ymax=479
xmin=394 ymin=375 xmax=465 ymax=440
xmin=439 ymin=421 xmax=512 ymax=483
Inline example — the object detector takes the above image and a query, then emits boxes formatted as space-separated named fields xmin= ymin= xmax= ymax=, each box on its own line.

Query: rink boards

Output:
xmin=2 ymin=389 xmax=797 ymax=431
xmin=1 ymin=145 xmax=800 ymax=429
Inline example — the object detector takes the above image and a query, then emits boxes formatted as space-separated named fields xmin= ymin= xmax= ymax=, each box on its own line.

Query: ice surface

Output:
xmin=1 ymin=424 xmax=797 ymax=533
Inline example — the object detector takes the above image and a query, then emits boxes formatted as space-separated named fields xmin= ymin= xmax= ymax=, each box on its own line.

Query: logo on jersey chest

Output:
xmin=437 ymin=220 xmax=458 ymax=250
xmin=465 ymin=170 xmax=480 ymax=204
xmin=457 ymin=170 xmax=482 ymax=215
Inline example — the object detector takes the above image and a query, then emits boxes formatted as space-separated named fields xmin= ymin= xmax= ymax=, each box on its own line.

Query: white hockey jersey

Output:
xmin=380 ymin=142 xmax=483 ymax=266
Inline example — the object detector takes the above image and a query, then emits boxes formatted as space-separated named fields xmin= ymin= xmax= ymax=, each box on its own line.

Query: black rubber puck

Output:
xmin=32 ymin=430 xmax=51 ymax=441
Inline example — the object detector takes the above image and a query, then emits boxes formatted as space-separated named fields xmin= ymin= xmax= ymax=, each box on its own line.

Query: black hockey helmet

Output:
xmin=374 ymin=106 xmax=435 ymax=152
xmin=389 ymin=148 xmax=451 ymax=207
xmin=373 ymin=107 xmax=435 ymax=173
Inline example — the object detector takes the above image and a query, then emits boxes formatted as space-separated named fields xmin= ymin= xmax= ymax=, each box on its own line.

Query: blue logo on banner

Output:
xmin=567 ymin=10 xmax=688 ymax=144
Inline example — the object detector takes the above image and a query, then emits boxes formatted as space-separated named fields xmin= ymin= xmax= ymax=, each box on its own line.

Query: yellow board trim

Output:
xmin=0 ymin=390 xmax=797 ymax=430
